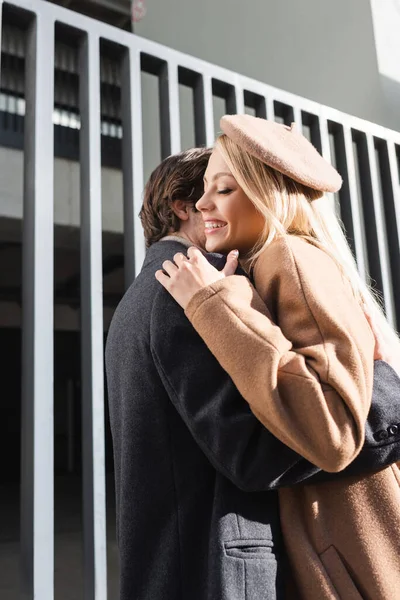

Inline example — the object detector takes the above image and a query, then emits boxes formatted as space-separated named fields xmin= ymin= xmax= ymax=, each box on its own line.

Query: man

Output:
xmin=106 ymin=148 xmax=400 ymax=600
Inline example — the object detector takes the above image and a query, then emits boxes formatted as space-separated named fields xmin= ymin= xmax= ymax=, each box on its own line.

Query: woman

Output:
xmin=156 ymin=115 xmax=400 ymax=599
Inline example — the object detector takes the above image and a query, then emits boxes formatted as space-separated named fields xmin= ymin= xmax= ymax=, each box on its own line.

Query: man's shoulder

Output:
xmin=122 ymin=240 xmax=188 ymax=299
xmin=143 ymin=239 xmax=190 ymax=265
xmin=108 ymin=241 xmax=188 ymax=335
xmin=108 ymin=241 xmax=231 ymax=339
xmin=144 ymin=239 xmax=229 ymax=265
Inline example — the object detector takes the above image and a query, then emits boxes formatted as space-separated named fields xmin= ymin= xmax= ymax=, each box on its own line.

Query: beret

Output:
xmin=220 ymin=114 xmax=342 ymax=194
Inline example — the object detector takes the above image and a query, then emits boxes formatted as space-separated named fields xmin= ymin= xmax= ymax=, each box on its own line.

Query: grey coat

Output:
xmin=105 ymin=239 xmax=400 ymax=600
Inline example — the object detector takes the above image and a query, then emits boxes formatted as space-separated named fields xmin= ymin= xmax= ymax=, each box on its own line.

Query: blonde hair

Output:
xmin=216 ymin=134 xmax=400 ymax=375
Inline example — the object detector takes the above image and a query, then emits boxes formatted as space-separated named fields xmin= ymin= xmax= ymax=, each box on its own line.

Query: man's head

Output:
xmin=139 ymin=148 xmax=211 ymax=248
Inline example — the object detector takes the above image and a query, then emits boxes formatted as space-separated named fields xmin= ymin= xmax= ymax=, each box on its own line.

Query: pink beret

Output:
xmin=220 ymin=114 xmax=342 ymax=194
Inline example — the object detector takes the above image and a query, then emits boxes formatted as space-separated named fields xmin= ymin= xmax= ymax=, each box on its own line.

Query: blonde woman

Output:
xmin=156 ymin=115 xmax=400 ymax=599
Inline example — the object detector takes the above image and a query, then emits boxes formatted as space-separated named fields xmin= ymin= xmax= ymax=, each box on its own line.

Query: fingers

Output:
xmin=155 ymin=245 xmax=224 ymax=308
xmin=155 ymin=269 xmax=171 ymax=289
xmin=187 ymin=246 xmax=204 ymax=262
xmin=222 ymin=249 xmax=239 ymax=276
xmin=162 ymin=259 xmax=178 ymax=277
xmin=156 ymin=253 xmax=190 ymax=290
xmin=173 ymin=252 xmax=188 ymax=266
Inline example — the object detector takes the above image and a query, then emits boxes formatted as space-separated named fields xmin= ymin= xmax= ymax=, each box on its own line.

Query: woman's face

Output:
xmin=196 ymin=148 xmax=265 ymax=255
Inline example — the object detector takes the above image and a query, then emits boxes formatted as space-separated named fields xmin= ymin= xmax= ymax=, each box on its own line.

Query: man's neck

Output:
xmin=160 ymin=234 xmax=195 ymax=249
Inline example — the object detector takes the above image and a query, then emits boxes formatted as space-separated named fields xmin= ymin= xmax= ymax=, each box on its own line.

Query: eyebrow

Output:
xmin=203 ymin=171 xmax=234 ymax=183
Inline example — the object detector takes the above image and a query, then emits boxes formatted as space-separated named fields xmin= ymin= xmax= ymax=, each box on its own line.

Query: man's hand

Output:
xmin=155 ymin=247 xmax=239 ymax=310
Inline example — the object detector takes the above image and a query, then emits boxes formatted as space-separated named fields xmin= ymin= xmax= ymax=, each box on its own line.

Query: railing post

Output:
xmin=203 ymin=74 xmax=215 ymax=146
xmin=121 ymin=46 xmax=145 ymax=287
xmin=167 ymin=61 xmax=181 ymax=154
xmin=318 ymin=115 xmax=338 ymax=214
xmin=79 ymin=30 xmax=108 ymax=600
xmin=266 ymin=96 xmax=275 ymax=121
xmin=386 ymin=141 xmax=400 ymax=326
xmin=192 ymin=72 xmax=207 ymax=146
xmin=20 ymin=11 xmax=55 ymax=600
xmin=319 ymin=115 xmax=332 ymax=164
xmin=387 ymin=141 xmax=400 ymax=253
xmin=365 ymin=134 xmax=396 ymax=325
xmin=158 ymin=60 xmax=181 ymax=158
xmin=342 ymin=126 xmax=369 ymax=282
xmin=293 ymin=105 xmax=302 ymax=128
xmin=234 ymin=84 xmax=245 ymax=114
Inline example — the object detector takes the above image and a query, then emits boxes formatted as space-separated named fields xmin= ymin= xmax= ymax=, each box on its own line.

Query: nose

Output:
xmin=196 ymin=190 xmax=213 ymax=212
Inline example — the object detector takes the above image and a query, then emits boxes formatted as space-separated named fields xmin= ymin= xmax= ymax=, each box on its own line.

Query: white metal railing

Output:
xmin=0 ymin=0 xmax=399 ymax=598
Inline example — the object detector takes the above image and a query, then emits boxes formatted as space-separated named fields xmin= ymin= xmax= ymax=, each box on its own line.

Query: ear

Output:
xmin=170 ymin=199 xmax=190 ymax=222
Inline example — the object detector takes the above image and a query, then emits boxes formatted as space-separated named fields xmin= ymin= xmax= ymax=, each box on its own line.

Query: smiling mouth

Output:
xmin=204 ymin=221 xmax=227 ymax=234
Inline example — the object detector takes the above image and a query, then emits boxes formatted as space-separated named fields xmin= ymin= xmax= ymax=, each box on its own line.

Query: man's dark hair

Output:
xmin=139 ymin=147 xmax=211 ymax=247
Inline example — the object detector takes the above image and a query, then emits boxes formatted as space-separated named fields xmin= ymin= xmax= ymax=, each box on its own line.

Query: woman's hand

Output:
xmin=155 ymin=247 xmax=239 ymax=310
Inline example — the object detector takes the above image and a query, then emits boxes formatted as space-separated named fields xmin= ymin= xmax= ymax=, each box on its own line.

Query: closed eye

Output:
xmin=217 ymin=188 xmax=232 ymax=195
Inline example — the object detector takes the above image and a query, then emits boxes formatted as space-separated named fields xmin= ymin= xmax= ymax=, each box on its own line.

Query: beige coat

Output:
xmin=185 ymin=235 xmax=400 ymax=599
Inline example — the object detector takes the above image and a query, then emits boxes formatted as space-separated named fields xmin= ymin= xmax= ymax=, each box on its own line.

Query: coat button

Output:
xmin=374 ymin=430 xmax=389 ymax=441
xmin=388 ymin=424 xmax=399 ymax=436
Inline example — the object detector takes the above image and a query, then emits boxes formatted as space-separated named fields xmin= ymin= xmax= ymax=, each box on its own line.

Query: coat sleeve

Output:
xmin=185 ymin=236 xmax=375 ymax=473
xmin=149 ymin=285 xmax=326 ymax=491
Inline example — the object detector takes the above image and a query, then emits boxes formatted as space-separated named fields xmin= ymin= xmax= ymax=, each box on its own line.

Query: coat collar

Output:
xmin=143 ymin=239 xmax=249 ymax=279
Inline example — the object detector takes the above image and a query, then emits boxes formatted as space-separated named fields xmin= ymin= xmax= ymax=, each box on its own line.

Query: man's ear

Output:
xmin=170 ymin=199 xmax=190 ymax=221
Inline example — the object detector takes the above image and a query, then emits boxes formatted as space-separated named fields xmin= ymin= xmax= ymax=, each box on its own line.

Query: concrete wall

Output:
xmin=135 ymin=0 xmax=400 ymax=133
xmin=370 ymin=0 xmax=400 ymax=133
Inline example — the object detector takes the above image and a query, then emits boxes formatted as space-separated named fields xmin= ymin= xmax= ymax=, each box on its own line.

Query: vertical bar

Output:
xmin=21 ymin=12 xmax=55 ymax=600
xmin=387 ymin=142 xmax=400 ymax=252
xmin=319 ymin=116 xmax=332 ymax=163
xmin=225 ymin=83 xmax=237 ymax=115
xmin=167 ymin=61 xmax=181 ymax=154
xmin=386 ymin=141 xmax=400 ymax=326
xmin=366 ymin=134 xmax=396 ymax=325
xmin=318 ymin=116 xmax=337 ymax=214
xmin=355 ymin=133 xmax=385 ymax=298
xmin=203 ymin=74 xmax=214 ymax=146
xmin=293 ymin=105 xmax=302 ymax=128
xmin=342 ymin=126 xmax=368 ymax=282
xmin=158 ymin=61 xmax=171 ymax=158
xmin=121 ymin=46 xmax=145 ymax=287
xmin=79 ymin=31 xmax=107 ymax=600
xmin=193 ymin=73 xmax=207 ymax=146
xmin=234 ymin=84 xmax=245 ymax=114
xmin=265 ymin=96 xmax=275 ymax=121
xmin=159 ymin=61 xmax=181 ymax=158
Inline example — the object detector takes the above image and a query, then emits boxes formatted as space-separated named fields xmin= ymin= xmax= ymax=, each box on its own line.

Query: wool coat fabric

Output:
xmin=185 ymin=235 xmax=400 ymax=600
xmin=106 ymin=239 xmax=301 ymax=600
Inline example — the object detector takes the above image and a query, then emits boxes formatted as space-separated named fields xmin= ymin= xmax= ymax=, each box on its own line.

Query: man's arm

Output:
xmin=312 ymin=359 xmax=400 ymax=483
